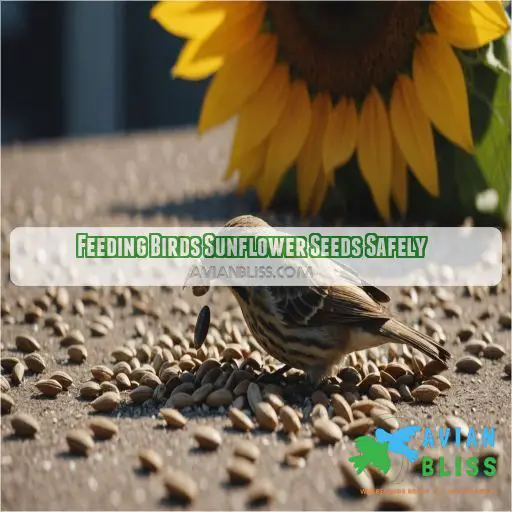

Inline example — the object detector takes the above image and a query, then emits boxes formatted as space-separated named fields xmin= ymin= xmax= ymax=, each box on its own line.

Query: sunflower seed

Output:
xmin=194 ymin=426 xmax=222 ymax=450
xmin=373 ymin=398 xmax=398 ymax=414
xmin=60 ymin=329 xmax=85 ymax=347
xmin=66 ymin=429 xmax=94 ymax=456
xmin=1 ymin=393 xmax=15 ymax=415
xmin=194 ymin=306 xmax=210 ymax=348
xmin=50 ymin=370 xmax=73 ymax=390
xmin=339 ymin=459 xmax=373 ymax=494
xmin=164 ymin=470 xmax=197 ymax=503
xmin=339 ymin=366 xmax=361 ymax=384
xmin=369 ymin=384 xmax=392 ymax=402
xmin=505 ymin=363 xmax=511 ymax=377
xmin=25 ymin=306 xmax=43 ymax=323
xmin=24 ymin=353 xmax=46 ymax=373
xmin=247 ymin=478 xmax=275 ymax=505
xmin=1 ymin=375 xmax=10 ymax=392
xmin=351 ymin=399 xmax=378 ymax=414
xmin=255 ymin=402 xmax=278 ymax=431
xmin=139 ymin=448 xmax=163 ymax=472
xmin=423 ymin=375 xmax=451 ymax=391
xmin=234 ymin=440 xmax=260 ymax=462
xmin=370 ymin=408 xmax=399 ymax=431
xmin=68 ymin=345 xmax=88 ymax=364
xmin=342 ymin=418 xmax=375 ymax=438
xmin=464 ymin=340 xmax=486 ymax=356
xmin=166 ymin=392 xmax=194 ymax=409
xmin=130 ymin=385 xmax=154 ymax=404
xmin=35 ymin=378 xmax=62 ymax=397
xmin=411 ymin=384 xmax=439 ymax=403
xmin=12 ymin=413 xmax=39 ymax=438
xmin=498 ymin=312 xmax=511 ymax=329
xmin=101 ymin=381 xmax=119 ymax=394
xmin=445 ymin=415 xmax=469 ymax=438
xmin=399 ymin=384 xmax=414 ymax=402
xmin=483 ymin=344 xmax=506 ymax=360
xmin=90 ymin=391 xmax=120 ymax=412
xmin=456 ymin=355 xmax=482 ymax=374
xmin=229 ymin=408 xmax=255 ymax=432
xmin=160 ymin=408 xmax=187 ymax=428
xmin=89 ymin=417 xmax=118 ymax=439
xmin=11 ymin=363 xmax=25 ymax=386
xmin=140 ymin=373 xmax=162 ymax=389
xmin=313 ymin=418 xmax=342 ymax=444
xmin=279 ymin=405 xmax=301 ymax=434
xmin=227 ymin=457 xmax=256 ymax=485
xmin=80 ymin=381 xmax=101 ymax=399
xmin=15 ymin=334 xmax=41 ymax=353
xmin=206 ymin=388 xmax=233 ymax=407
xmin=284 ymin=438 xmax=314 ymax=458
xmin=91 ymin=365 xmax=114 ymax=382
xmin=422 ymin=359 xmax=448 ymax=378
xmin=90 ymin=322 xmax=108 ymax=337
xmin=443 ymin=303 xmax=462 ymax=318
xmin=247 ymin=382 xmax=262 ymax=414
xmin=1 ymin=356 xmax=20 ymax=372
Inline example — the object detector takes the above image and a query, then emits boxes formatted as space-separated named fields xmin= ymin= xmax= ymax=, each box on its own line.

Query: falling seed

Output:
xmin=35 ymin=379 xmax=62 ymax=398
xmin=160 ymin=408 xmax=188 ymax=428
xmin=163 ymin=470 xmax=198 ymax=503
xmin=194 ymin=426 xmax=222 ymax=450
xmin=89 ymin=417 xmax=118 ymax=440
xmin=229 ymin=408 xmax=255 ymax=432
xmin=15 ymin=334 xmax=41 ymax=353
xmin=279 ymin=405 xmax=302 ymax=434
xmin=411 ymin=384 xmax=440 ymax=403
xmin=66 ymin=429 xmax=94 ymax=456
xmin=227 ymin=457 xmax=257 ymax=485
xmin=234 ymin=440 xmax=260 ymax=462
xmin=68 ymin=345 xmax=88 ymax=364
xmin=455 ymin=355 xmax=482 ymax=374
xmin=194 ymin=306 xmax=210 ymax=348
xmin=139 ymin=448 xmax=163 ymax=472
xmin=11 ymin=413 xmax=40 ymax=438
xmin=24 ymin=353 xmax=46 ymax=373
xmin=1 ymin=394 xmax=15 ymax=415
xmin=90 ymin=391 xmax=120 ymax=412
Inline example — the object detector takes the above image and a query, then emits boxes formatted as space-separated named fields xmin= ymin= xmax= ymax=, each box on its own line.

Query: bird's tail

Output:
xmin=379 ymin=318 xmax=451 ymax=365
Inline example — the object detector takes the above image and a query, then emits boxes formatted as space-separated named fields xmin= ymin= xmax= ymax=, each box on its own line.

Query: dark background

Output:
xmin=1 ymin=1 xmax=207 ymax=144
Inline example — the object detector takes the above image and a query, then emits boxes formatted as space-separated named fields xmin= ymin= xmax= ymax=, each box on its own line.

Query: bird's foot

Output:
xmin=256 ymin=365 xmax=291 ymax=384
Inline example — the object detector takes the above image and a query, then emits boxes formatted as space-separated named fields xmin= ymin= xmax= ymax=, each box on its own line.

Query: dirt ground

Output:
xmin=1 ymin=128 xmax=511 ymax=511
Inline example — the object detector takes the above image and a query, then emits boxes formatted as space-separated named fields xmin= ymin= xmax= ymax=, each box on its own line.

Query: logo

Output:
xmin=349 ymin=423 xmax=497 ymax=479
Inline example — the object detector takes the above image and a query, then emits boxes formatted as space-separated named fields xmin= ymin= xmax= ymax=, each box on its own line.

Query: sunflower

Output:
xmin=152 ymin=1 xmax=510 ymax=220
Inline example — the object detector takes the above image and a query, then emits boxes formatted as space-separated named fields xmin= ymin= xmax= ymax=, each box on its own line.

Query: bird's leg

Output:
xmin=256 ymin=364 xmax=292 ymax=384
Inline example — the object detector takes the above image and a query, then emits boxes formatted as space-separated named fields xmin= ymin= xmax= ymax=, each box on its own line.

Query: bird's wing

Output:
xmin=353 ymin=435 xmax=379 ymax=454
xmin=391 ymin=426 xmax=422 ymax=444
xmin=267 ymin=285 xmax=390 ymax=327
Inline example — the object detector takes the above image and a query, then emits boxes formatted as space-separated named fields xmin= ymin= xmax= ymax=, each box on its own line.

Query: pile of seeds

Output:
xmin=1 ymin=278 xmax=510 ymax=509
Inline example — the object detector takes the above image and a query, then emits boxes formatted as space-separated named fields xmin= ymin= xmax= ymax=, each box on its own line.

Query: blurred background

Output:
xmin=1 ymin=1 xmax=204 ymax=144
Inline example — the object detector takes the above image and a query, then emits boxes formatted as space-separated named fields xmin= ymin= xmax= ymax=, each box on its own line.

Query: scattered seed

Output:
xmin=505 ymin=363 xmax=511 ymax=377
xmin=206 ymin=388 xmax=233 ymax=407
xmin=160 ymin=408 xmax=188 ymax=429
xmin=445 ymin=415 xmax=469 ymax=438
xmin=422 ymin=360 xmax=448 ymax=378
xmin=163 ymin=470 xmax=197 ymax=503
xmin=130 ymin=385 xmax=154 ymax=404
xmin=35 ymin=379 xmax=62 ymax=397
xmin=227 ymin=457 xmax=256 ymax=485
xmin=370 ymin=408 xmax=399 ymax=432
xmin=24 ymin=353 xmax=46 ymax=373
xmin=234 ymin=440 xmax=260 ymax=462
xmin=91 ymin=365 xmax=114 ymax=382
xmin=457 ymin=324 xmax=476 ymax=342
xmin=139 ymin=448 xmax=163 ymax=472
xmin=443 ymin=303 xmax=462 ymax=318
xmin=90 ymin=391 xmax=120 ymax=412
xmin=24 ymin=306 xmax=43 ymax=323
xmin=15 ymin=334 xmax=41 ymax=353
xmin=464 ymin=340 xmax=486 ymax=356
xmin=68 ymin=345 xmax=88 ymax=364
xmin=373 ymin=398 xmax=398 ymax=414
xmin=89 ymin=417 xmax=118 ymax=439
xmin=342 ymin=418 xmax=375 ymax=438
xmin=455 ymin=355 xmax=482 ymax=374
xmin=194 ymin=425 xmax=222 ymax=450
xmin=254 ymin=402 xmax=278 ymax=431
xmin=340 ymin=459 xmax=374 ymax=494
xmin=11 ymin=363 xmax=25 ymax=386
xmin=411 ymin=384 xmax=440 ymax=403
xmin=229 ymin=408 xmax=255 ymax=432
xmin=166 ymin=392 xmax=194 ymax=409
xmin=351 ymin=399 xmax=378 ymax=414
xmin=423 ymin=375 xmax=451 ymax=391
xmin=80 ymin=381 xmax=101 ymax=399
xmin=60 ymin=329 xmax=85 ymax=347
xmin=313 ymin=417 xmax=342 ymax=444
xmin=339 ymin=366 xmax=362 ymax=384
xmin=399 ymin=384 xmax=414 ymax=402
xmin=368 ymin=384 xmax=392 ymax=402
xmin=483 ymin=344 xmax=506 ymax=360
xmin=247 ymin=382 xmax=263 ymax=414
xmin=66 ymin=429 xmax=94 ymax=456
xmin=101 ymin=381 xmax=119 ymax=394
xmin=1 ymin=375 xmax=10 ymax=392
xmin=498 ymin=312 xmax=511 ymax=329
xmin=50 ymin=370 xmax=73 ymax=390
xmin=284 ymin=454 xmax=306 ymax=468
xmin=285 ymin=438 xmax=314 ymax=458
xmin=1 ymin=394 xmax=15 ymax=415
xmin=11 ymin=413 xmax=39 ymax=438
xmin=279 ymin=405 xmax=301 ymax=434
xmin=247 ymin=479 xmax=275 ymax=505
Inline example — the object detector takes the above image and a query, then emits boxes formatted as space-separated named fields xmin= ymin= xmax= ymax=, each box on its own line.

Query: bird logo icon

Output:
xmin=348 ymin=426 xmax=421 ymax=475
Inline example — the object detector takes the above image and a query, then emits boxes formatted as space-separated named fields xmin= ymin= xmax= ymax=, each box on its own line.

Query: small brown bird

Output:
xmin=198 ymin=215 xmax=451 ymax=384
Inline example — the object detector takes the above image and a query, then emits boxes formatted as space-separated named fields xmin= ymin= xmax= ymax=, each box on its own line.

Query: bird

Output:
xmin=375 ymin=426 xmax=422 ymax=463
xmin=348 ymin=435 xmax=392 ymax=475
xmin=193 ymin=214 xmax=451 ymax=385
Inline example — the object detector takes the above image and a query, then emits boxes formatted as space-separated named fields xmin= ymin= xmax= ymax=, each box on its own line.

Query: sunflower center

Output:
xmin=267 ymin=1 xmax=423 ymax=99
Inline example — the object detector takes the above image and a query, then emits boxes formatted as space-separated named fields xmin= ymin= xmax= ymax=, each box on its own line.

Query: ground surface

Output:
xmin=1 ymin=128 xmax=511 ymax=511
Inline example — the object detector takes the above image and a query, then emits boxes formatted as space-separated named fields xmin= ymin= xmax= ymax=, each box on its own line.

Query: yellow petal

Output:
xmin=390 ymin=75 xmax=439 ymax=197
xmin=198 ymin=34 xmax=277 ymax=134
xmin=236 ymin=141 xmax=268 ymax=194
xmin=308 ymin=169 xmax=329 ymax=216
xmin=256 ymin=80 xmax=312 ymax=209
xmin=296 ymin=93 xmax=331 ymax=216
xmin=430 ymin=0 xmax=510 ymax=50
xmin=151 ymin=2 xmax=226 ymax=39
xmin=413 ymin=33 xmax=474 ymax=152
xmin=323 ymin=96 xmax=358 ymax=175
xmin=391 ymin=140 xmax=408 ymax=216
xmin=227 ymin=64 xmax=290 ymax=176
xmin=172 ymin=5 xmax=265 ymax=80
xmin=357 ymin=88 xmax=392 ymax=222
